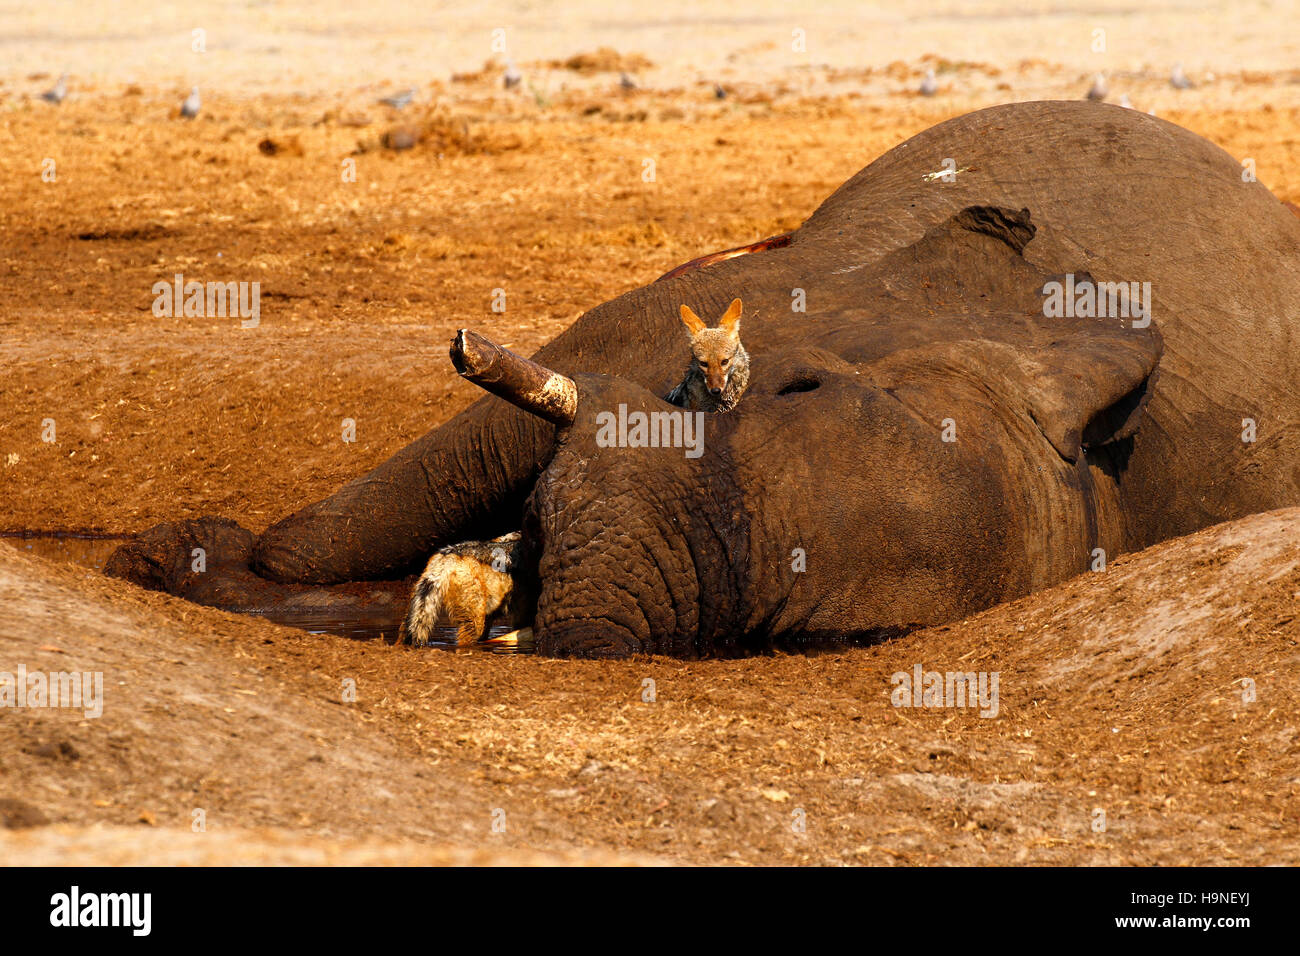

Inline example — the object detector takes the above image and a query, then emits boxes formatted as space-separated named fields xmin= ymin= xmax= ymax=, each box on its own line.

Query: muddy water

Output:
xmin=0 ymin=533 xmax=530 ymax=653
xmin=1 ymin=533 xmax=125 ymax=571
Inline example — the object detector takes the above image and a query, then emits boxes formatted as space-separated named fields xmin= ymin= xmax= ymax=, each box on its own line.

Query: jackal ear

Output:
xmin=718 ymin=298 xmax=743 ymax=334
xmin=679 ymin=304 xmax=707 ymax=336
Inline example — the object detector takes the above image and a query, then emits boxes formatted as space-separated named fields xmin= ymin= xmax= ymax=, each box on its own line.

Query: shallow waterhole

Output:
xmin=1 ymin=533 xmax=529 ymax=654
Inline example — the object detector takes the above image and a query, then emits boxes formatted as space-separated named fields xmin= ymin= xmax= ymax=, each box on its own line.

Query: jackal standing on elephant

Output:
xmin=400 ymin=532 xmax=530 ymax=647
xmin=666 ymin=297 xmax=749 ymax=412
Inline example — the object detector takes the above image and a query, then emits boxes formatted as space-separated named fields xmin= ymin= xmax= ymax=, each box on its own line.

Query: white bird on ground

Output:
xmin=1119 ymin=93 xmax=1133 ymax=109
xmin=503 ymin=60 xmax=522 ymax=90
xmin=919 ymin=69 xmax=938 ymax=96
xmin=379 ymin=87 xmax=414 ymax=109
xmin=180 ymin=86 xmax=200 ymax=118
xmin=1171 ymin=62 xmax=1194 ymax=89
xmin=1085 ymin=73 xmax=1107 ymax=101
xmin=41 ymin=73 xmax=67 ymax=104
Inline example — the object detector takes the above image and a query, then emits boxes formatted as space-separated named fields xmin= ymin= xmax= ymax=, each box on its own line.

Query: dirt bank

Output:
xmin=3 ymin=509 xmax=1297 ymax=865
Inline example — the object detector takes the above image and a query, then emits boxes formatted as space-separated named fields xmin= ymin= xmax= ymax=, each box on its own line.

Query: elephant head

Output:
xmin=456 ymin=287 xmax=1162 ymax=658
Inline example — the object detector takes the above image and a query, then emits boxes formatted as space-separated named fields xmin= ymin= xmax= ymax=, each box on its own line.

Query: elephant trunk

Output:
xmin=450 ymin=329 xmax=578 ymax=426
xmin=524 ymin=373 xmax=753 ymax=658
xmin=254 ymin=292 xmax=682 ymax=586
xmin=251 ymin=332 xmax=572 ymax=585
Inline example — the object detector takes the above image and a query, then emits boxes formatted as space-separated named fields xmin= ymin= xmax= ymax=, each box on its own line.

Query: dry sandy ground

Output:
xmin=1 ymin=86 xmax=1298 ymax=535
xmin=2 ymin=509 xmax=1297 ymax=865
xmin=6 ymin=1 xmax=1299 ymax=94
xmin=1 ymin=4 xmax=1299 ymax=865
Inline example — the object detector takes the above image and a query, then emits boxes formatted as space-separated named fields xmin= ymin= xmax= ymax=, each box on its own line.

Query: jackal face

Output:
xmin=679 ymin=298 xmax=744 ymax=398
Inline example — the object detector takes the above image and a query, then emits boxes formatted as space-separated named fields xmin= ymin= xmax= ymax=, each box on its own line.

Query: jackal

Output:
xmin=399 ymin=532 xmax=530 ymax=647
xmin=666 ymin=297 xmax=749 ymax=412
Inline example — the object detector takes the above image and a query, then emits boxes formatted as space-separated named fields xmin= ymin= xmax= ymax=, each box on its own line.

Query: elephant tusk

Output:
xmin=450 ymin=329 xmax=578 ymax=426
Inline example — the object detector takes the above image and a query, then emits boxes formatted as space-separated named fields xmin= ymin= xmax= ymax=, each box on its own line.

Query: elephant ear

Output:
xmin=990 ymin=324 xmax=1163 ymax=461
xmin=870 ymin=319 xmax=1164 ymax=463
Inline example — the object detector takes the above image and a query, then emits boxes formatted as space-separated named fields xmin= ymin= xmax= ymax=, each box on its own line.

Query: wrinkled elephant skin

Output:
xmin=107 ymin=101 xmax=1300 ymax=657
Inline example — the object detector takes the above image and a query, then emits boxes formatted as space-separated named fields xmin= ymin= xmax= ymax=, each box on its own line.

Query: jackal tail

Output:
xmin=400 ymin=554 xmax=452 ymax=647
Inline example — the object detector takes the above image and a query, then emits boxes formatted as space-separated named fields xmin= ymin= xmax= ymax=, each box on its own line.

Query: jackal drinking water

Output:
xmin=400 ymin=532 xmax=530 ymax=647
xmin=666 ymin=297 xmax=749 ymax=412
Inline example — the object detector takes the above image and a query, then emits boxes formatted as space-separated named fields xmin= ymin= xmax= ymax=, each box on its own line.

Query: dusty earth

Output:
xmin=3 ymin=87 xmax=1298 ymax=535
xmin=2 ymin=9 xmax=1299 ymax=864
xmin=3 ymin=507 xmax=1298 ymax=865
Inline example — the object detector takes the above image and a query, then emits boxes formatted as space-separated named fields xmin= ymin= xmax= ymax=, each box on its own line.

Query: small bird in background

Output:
xmin=503 ymin=59 xmax=522 ymax=90
xmin=619 ymin=72 xmax=637 ymax=91
xmin=1119 ymin=93 xmax=1133 ymax=109
xmin=180 ymin=86 xmax=201 ymax=118
xmin=40 ymin=73 xmax=67 ymax=104
xmin=714 ymin=82 xmax=727 ymax=100
xmin=919 ymin=68 xmax=938 ymax=96
xmin=379 ymin=87 xmax=414 ymax=109
xmin=1170 ymin=62 xmax=1194 ymax=89
xmin=1086 ymin=73 xmax=1107 ymax=101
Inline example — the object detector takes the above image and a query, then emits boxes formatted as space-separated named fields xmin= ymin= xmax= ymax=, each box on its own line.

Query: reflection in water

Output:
xmin=246 ymin=606 xmax=533 ymax=654
xmin=1 ymin=533 xmax=125 ymax=572
xmin=1 ymin=533 xmax=531 ymax=654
